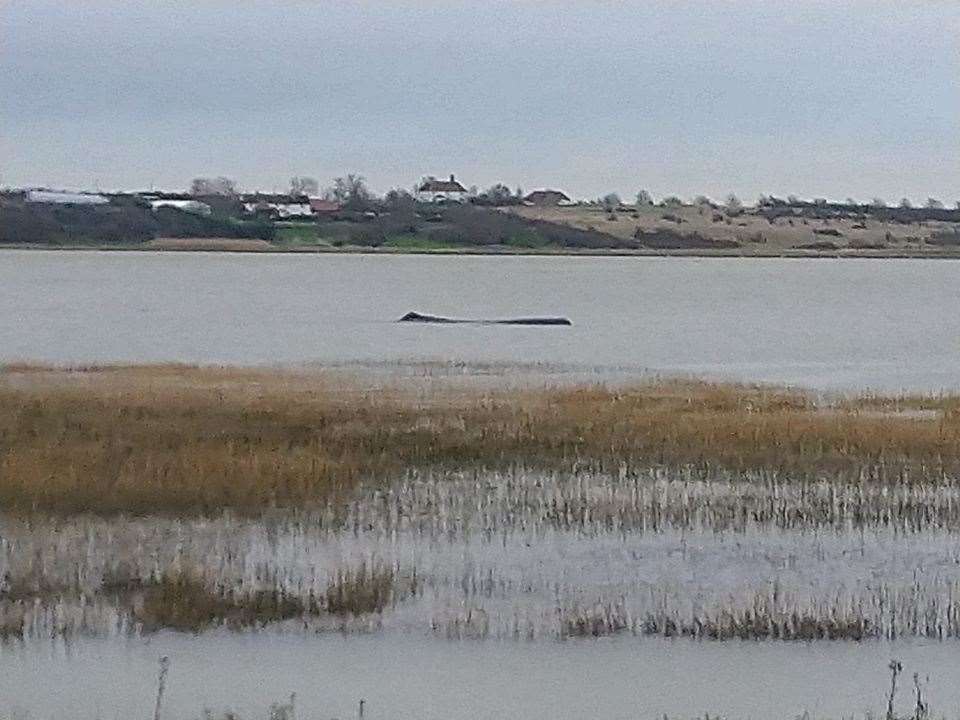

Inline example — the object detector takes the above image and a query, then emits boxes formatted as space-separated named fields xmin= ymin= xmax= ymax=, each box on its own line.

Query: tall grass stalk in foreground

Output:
xmin=2 ymin=364 xmax=960 ymax=517
xmin=154 ymin=656 xmax=170 ymax=720
xmin=128 ymin=657 xmax=946 ymax=720
xmin=888 ymin=660 xmax=902 ymax=720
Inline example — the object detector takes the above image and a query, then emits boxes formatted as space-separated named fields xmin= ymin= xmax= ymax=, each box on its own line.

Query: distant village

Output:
xmin=5 ymin=174 xmax=577 ymax=220
xmin=5 ymin=172 xmax=959 ymax=254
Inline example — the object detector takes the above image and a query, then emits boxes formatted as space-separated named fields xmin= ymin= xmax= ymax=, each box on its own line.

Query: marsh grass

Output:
xmin=8 ymin=468 xmax=960 ymax=641
xmin=0 ymin=556 xmax=412 ymax=637
xmin=127 ymin=572 xmax=313 ymax=633
xmin=325 ymin=562 xmax=403 ymax=617
xmin=3 ymin=365 xmax=960 ymax=516
xmin=8 ymin=365 xmax=960 ymax=642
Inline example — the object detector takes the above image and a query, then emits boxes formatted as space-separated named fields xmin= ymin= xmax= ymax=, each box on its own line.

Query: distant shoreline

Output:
xmin=4 ymin=241 xmax=960 ymax=259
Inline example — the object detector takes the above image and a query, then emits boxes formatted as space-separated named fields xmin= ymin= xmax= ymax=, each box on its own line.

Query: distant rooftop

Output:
xmin=524 ymin=189 xmax=571 ymax=204
xmin=309 ymin=198 xmax=341 ymax=213
xmin=25 ymin=190 xmax=109 ymax=205
xmin=418 ymin=175 xmax=467 ymax=193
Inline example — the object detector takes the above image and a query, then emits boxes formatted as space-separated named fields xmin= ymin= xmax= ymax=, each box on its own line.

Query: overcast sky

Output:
xmin=2 ymin=1 xmax=958 ymax=202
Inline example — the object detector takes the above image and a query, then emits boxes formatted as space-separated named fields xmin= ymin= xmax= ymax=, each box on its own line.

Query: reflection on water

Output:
xmin=6 ymin=471 xmax=960 ymax=642
xmin=5 ymin=251 xmax=960 ymax=717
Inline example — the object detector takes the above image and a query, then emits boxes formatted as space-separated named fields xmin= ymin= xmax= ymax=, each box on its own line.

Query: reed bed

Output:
xmin=6 ymin=467 xmax=960 ymax=642
xmin=0 ymin=553 xmax=413 ymax=639
xmin=2 ymin=364 xmax=960 ymax=516
xmin=5 ymin=364 xmax=960 ymax=643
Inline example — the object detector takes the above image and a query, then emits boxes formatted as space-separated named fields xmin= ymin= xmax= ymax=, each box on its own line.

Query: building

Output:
xmin=416 ymin=175 xmax=468 ymax=203
xmin=241 ymin=194 xmax=313 ymax=219
xmin=309 ymin=198 xmax=341 ymax=216
xmin=25 ymin=190 xmax=109 ymax=205
xmin=149 ymin=199 xmax=212 ymax=215
xmin=523 ymin=190 xmax=572 ymax=207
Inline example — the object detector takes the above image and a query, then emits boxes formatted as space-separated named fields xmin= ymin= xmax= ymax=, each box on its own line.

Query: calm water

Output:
xmin=5 ymin=250 xmax=960 ymax=718
xmin=2 ymin=250 xmax=959 ymax=391
xmin=0 ymin=634 xmax=951 ymax=720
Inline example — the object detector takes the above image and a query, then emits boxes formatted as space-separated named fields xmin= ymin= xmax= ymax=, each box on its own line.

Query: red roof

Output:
xmin=309 ymin=199 xmax=341 ymax=213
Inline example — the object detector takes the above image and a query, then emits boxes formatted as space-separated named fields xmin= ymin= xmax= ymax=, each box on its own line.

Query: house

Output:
xmin=524 ymin=190 xmax=572 ymax=207
xmin=149 ymin=199 xmax=212 ymax=215
xmin=25 ymin=189 xmax=109 ymax=205
xmin=241 ymin=194 xmax=313 ymax=219
xmin=309 ymin=198 xmax=341 ymax=216
xmin=416 ymin=175 xmax=468 ymax=203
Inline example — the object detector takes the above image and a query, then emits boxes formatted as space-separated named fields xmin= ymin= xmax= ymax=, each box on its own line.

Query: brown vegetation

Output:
xmin=144 ymin=238 xmax=274 ymax=251
xmin=0 ymin=557 xmax=408 ymax=636
xmin=2 ymin=364 xmax=960 ymax=517
xmin=122 ymin=571 xmax=313 ymax=633
xmin=510 ymin=204 xmax=960 ymax=256
xmin=324 ymin=562 xmax=402 ymax=617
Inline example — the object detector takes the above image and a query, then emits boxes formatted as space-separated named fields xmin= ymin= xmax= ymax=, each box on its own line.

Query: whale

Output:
xmin=398 ymin=311 xmax=572 ymax=326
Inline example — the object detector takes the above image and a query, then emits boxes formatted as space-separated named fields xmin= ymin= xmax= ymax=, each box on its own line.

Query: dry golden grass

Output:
xmin=145 ymin=237 xmax=273 ymax=251
xmin=325 ymin=562 xmax=401 ymax=617
xmin=123 ymin=572 xmax=313 ymax=633
xmin=2 ymin=364 xmax=960 ymax=516
xmin=509 ymin=204 xmax=960 ymax=256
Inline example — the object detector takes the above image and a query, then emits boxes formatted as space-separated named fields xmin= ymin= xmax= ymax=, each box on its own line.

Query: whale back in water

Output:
xmin=398 ymin=311 xmax=572 ymax=326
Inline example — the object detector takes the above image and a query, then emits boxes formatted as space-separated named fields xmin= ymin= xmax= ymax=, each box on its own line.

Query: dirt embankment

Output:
xmin=509 ymin=205 xmax=960 ymax=256
xmin=144 ymin=237 xmax=274 ymax=251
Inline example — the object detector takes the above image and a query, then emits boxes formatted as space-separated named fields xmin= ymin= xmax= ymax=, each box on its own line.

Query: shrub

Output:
xmin=0 ymin=200 xmax=274 ymax=245
xmin=634 ymin=228 xmax=739 ymax=249
xmin=927 ymin=229 xmax=960 ymax=246
xmin=795 ymin=241 xmax=839 ymax=251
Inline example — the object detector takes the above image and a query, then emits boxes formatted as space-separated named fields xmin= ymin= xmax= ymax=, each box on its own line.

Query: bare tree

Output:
xmin=189 ymin=177 xmax=238 ymax=196
xmin=384 ymin=187 xmax=414 ymax=210
xmin=870 ymin=197 xmax=887 ymax=208
xmin=724 ymin=193 xmax=743 ymax=216
xmin=635 ymin=189 xmax=654 ymax=206
xmin=475 ymin=183 xmax=516 ymax=206
xmin=326 ymin=174 xmax=372 ymax=210
xmin=601 ymin=193 xmax=621 ymax=210
xmin=289 ymin=176 xmax=319 ymax=197
xmin=925 ymin=197 xmax=944 ymax=209
xmin=899 ymin=198 xmax=913 ymax=209
xmin=660 ymin=195 xmax=683 ymax=207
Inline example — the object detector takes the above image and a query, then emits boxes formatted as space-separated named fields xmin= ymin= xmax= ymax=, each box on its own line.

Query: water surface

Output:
xmin=2 ymin=251 xmax=958 ymax=391
xmin=1 ymin=634 xmax=951 ymax=720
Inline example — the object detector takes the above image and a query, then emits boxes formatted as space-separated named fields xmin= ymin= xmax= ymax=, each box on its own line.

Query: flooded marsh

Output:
xmin=5 ymin=364 xmax=960 ymax=717
xmin=7 ymin=465 xmax=960 ymax=643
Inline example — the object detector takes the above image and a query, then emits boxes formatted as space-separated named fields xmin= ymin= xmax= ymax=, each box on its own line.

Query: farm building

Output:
xmin=25 ymin=190 xmax=109 ymax=205
xmin=524 ymin=190 xmax=573 ymax=207
xmin=416 ymin=175 xmax=469 ymax=203
xmin=309 ymin=198 xmax=341 ymax=216
xmin=149 ymin=199 xmax=212 ymax=215
xmin=241 ymin=194 xmax=313 ymax=219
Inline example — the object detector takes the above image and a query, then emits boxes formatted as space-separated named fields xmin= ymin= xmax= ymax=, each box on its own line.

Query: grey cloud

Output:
xmin=1 ymin=0 xmax=957 ymax=200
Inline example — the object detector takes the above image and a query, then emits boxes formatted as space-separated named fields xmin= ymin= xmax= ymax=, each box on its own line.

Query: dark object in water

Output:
xmin=398 ymin=311 xmax=572 ymax=326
